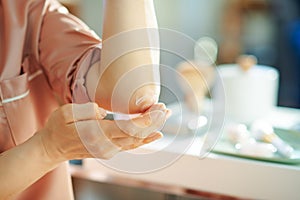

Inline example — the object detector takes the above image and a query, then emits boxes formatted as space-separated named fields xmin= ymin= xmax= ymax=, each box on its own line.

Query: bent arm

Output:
xmin=86 ymin=0 xmax=160 ymax=114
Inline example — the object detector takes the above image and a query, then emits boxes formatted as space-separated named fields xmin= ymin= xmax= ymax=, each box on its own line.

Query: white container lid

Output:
xmin=218 ymin=64 xmax=279 ymax=81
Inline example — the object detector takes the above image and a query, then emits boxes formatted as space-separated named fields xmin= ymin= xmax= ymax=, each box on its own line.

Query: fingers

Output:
xmin=54 ymin=102 xmax=169 ymax=160
xmin=115 ymin=110 xmax=167 ymax=138
xmin=71 ymin=119 xmax=163 ymax=158
xmin=60 ymin=102 xmax=106 ymax=124
xmin=112 ymin=103 xmax=169 ymax=138
xmin=130 ymin=110 xmax=165 ymax=128
xmin=45 ymin=102 xmax=167 ymax=161
xmin=147 ymin=103 xmax=172 ymax=119
xmin=73 ymin=120 xmax=121 ymax=159
xmin=148 ymin=103 xmax=172 ymax=119
xmin=98 ymin=120 xmax=131 ymax=139
xmin=143 ymin=132 xmax=163 ymax=144
xmin=114 ymin=132 xmax=163 ymax=150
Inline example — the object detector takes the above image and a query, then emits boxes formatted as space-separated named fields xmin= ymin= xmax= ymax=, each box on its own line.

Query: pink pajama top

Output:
xmin=0 ymin=0 xmax=101 ymax=199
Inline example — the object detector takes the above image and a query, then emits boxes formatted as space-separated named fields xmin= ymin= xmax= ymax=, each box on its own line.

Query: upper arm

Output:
xmin=39 ymin=0 xmax=101 ymax=103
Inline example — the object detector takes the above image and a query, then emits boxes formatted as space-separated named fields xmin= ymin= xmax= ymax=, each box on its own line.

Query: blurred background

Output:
xmin=60 ymin=0 xmax=300 ymax=109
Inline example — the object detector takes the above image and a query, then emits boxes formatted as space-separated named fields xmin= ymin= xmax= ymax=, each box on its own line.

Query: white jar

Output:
xmin=216 ymin=64 xmax=279 ymax=124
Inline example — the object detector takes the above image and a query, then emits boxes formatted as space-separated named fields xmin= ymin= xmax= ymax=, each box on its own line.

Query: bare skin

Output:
xmin=86 ymin=0 xmax=160 ymax=114
xmin=0 ymin=103 xmax=169 ymax=199
xmin=0 ymin=1 xmax=167 ymax=199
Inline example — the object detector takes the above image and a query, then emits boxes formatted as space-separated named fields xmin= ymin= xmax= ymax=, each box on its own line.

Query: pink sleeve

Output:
xmin=39 ymin=0 xmax=101 ymax=103
xmin=71 ymin=46 xmax=101 ymax=103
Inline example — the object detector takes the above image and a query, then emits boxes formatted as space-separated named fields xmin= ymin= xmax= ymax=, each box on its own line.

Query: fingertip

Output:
xmin=165 ymin=109 xmax=172 ymax=119
xmin=156 ymin=132 xmax=163 ymax=138
xmin=90 ymin=102 xmax=106 ymax=119
xmin=143 ymin=132 xmax=163 ymax=144
xmin=97 ymin=107 xmax=107 ymax=119
xmin=153 ymin=132 xmax=163 ymax=141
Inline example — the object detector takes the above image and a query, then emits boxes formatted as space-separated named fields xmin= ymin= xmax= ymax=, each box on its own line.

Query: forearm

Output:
xmin=0 ymin=101 xmax=168 ymax=199
xmin=0 ymin=133 xmax=59 ymax=199
xmin=86 ymin=0 xmax=160 ymax=114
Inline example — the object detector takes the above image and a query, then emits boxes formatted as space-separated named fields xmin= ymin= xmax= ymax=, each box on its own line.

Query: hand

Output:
xmin=39 ymin=102 xmax=169 ymax=163
xmin=114 ymin=103 xmax=171 ymax=138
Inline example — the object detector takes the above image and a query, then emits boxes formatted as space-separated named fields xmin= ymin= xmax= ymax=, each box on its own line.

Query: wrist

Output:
xmin=38 ymin=130 xmax=65 ymax=165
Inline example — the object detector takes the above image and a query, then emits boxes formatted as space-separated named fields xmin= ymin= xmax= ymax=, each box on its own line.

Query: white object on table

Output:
xmin=215 ymin=64 xmax=279 ymax=124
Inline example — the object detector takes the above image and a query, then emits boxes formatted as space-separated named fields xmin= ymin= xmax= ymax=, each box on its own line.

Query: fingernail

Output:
xmin=144 ymin=133 xmax=163 ymax=144
xmin=152 ymin=133 xmax=163 ymax=140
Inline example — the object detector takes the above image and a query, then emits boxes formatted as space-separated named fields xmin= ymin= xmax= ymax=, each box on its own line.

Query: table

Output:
xmin=70 ymin=106 xmax=300 ymax=200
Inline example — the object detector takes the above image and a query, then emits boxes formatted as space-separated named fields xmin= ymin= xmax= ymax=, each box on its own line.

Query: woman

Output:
xmin=0 ymin=0 xmax=168 ymax=199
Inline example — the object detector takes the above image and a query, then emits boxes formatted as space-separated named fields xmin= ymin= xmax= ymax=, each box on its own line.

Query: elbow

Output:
xmin=129 ymin=84 xmax=160 ymax=113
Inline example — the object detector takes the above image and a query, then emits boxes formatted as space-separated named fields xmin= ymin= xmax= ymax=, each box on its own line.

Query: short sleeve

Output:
xmin=39 ymin=0 xmax=101 ymax=103
xmin=70 ymin=44 xmax=101 ymax=103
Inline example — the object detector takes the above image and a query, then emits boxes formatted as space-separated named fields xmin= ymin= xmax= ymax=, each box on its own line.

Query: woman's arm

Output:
xmin=86 ymin=0 xmax=160 ymax=114
xmin=0 ymin=1 xmax=164 ymax=198
xmin=0 ymin=133 xmax=58 ymax=199
xmin=0 ymin=103 xmax=167 ymax=199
